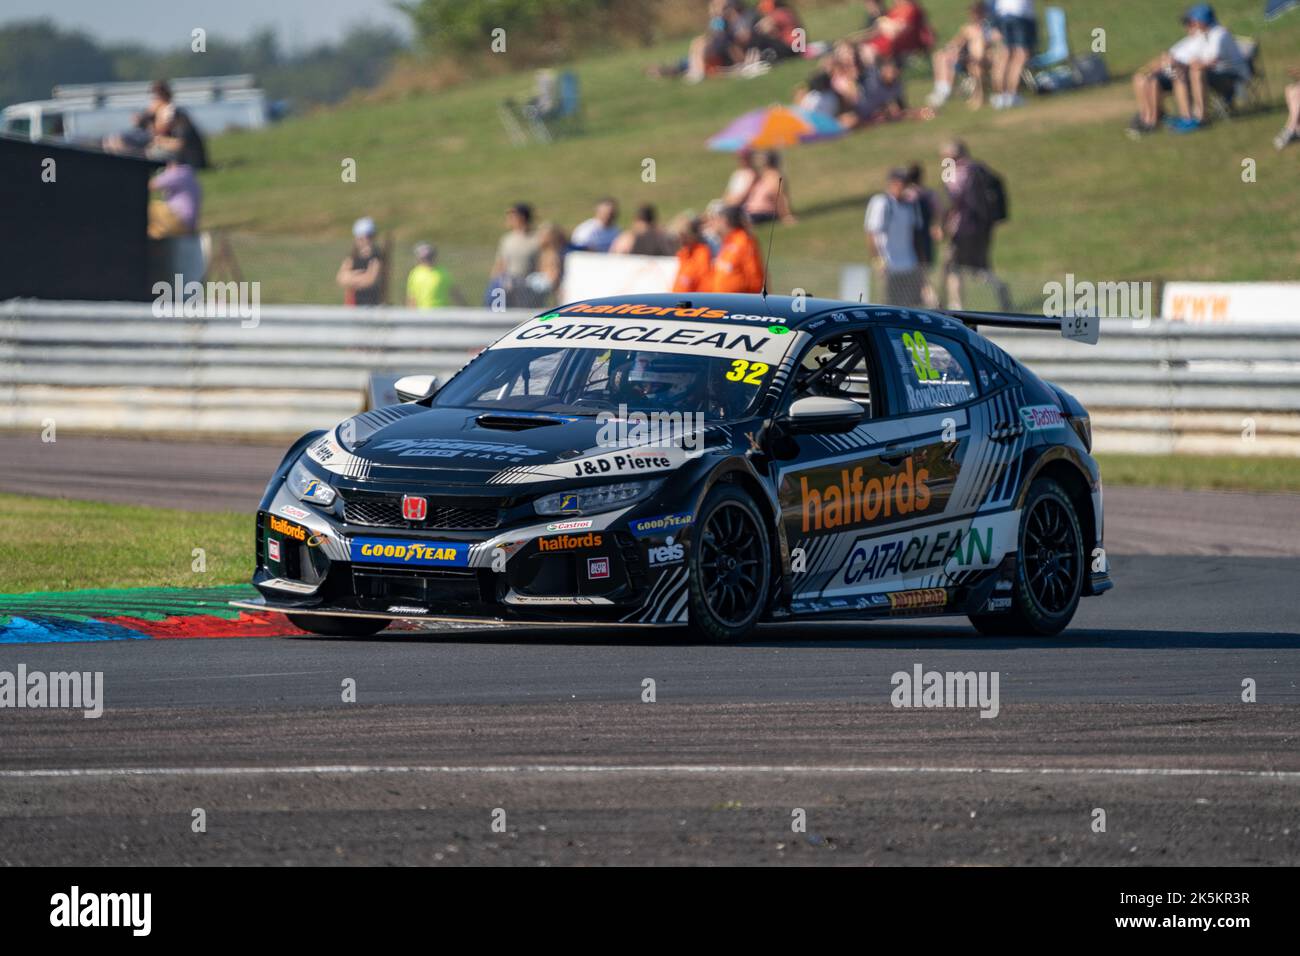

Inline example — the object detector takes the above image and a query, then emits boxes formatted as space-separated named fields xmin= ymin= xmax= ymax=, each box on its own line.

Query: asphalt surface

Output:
xmin=0 ymin=434 xmax=1297 ymax=865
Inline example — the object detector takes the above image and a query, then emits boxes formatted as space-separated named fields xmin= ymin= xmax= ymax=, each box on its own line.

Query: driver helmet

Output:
xmin=625 ymin=354 xmax=701 ymax=406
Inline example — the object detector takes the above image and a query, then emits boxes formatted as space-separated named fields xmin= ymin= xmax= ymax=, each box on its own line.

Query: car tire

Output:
xmin=687 ymin=483 xmax=771 ymax=643
xmin=287 ymin=614 xmax=389 ymax=637
xmin=968 ymin=478 xmax=1084 ymax=637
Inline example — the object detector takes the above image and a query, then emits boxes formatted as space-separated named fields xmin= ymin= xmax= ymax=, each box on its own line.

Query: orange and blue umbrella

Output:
xmin=708 ymin=105 xmax=844 ymax=152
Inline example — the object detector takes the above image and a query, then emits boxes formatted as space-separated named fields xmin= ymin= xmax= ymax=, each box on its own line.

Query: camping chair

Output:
xmin=1029 ymin=6 xmax=1070 ymax=71
xmin=1207 ymin=36 xmax=1269 ymax=121
xmin=499 ymin=70 xmax=583 ymax=145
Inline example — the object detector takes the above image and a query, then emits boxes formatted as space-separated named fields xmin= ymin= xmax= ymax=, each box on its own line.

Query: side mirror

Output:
xmin=393 ymin=374 xmax=439 ymax=403
xmin=779 ymin=396 xmax=865 ymax=434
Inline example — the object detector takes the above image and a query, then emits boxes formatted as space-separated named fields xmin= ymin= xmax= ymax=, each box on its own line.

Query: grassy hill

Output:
xmin=202 ymin=0 xmax=1300 ymax=305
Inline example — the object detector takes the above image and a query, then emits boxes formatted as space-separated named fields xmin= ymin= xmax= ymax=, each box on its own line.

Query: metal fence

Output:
xmin=2 ymin=301 xmax=1298 ymax=454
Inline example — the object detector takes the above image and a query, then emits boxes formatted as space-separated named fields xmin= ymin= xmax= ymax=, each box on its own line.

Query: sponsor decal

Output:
xmin=570 ymin=451 xmax=672 ymax=478
xmin=401 ymin=495 xmax=427 ymax=521
xmin=373 ymin=438 xmax=545 ymax=461
xmin=561 ymin=302 xmax=730 ymax=319
xmin=841 ymin=522 xmax=997 ymax=587
xmin=349 ymin=538 xmax=470 ymax=567
xmin=278 ymin=504 xmax=312 ymax=521
xmin=546 ymin=519 xmax=595 ymax=532
xmin=494 ymin=317 xmax=795 ymax=365
xmin=557 ymin=494 xmax=581 ymax=513
xmin=539 ymin=532 xmax=603 ymax=552
xmin=387 ymin=605 xmax=428 ymax=615
xmin=629 ymin=513 xmax=693 ymax=537
xmin=647 ymin=535 xmax=685 ymax=567
xmin=1019 ymin=404 xmax=1066 ymax=431
xmin=587 ymin=557 xmax=611 ymax=580
xmin=269 ymin=515 xmax=308 ymax=541
xmin=800 ymin=457 xmax=932 ymax=534
xmin=984 ymin=596 xmax=1012 ymax=611
xmin=267 ymin=538 xmax=281 ymax=562
xmin=887 ymin=588 xmax=948 ymax=612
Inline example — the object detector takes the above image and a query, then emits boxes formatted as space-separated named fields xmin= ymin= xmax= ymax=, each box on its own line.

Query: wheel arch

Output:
xmin=1019 ymin=449 xmax=1099 ymax=594
xmin=699 ymin=459 xmax=788 ymax=617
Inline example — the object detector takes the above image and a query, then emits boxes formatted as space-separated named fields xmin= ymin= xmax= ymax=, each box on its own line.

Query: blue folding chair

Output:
xmin=1029 ymin=7 xmax=1070 ymax=70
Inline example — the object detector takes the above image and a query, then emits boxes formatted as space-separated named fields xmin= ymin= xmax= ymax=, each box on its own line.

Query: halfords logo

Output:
xmin=268 ymin=516 xmax=307 ymax=541
xmin=539 ymin=532 xmax=603 ymax=552
xmin=563 ymin=303 xmax=729 ymax=319
xmin=349 ymin=538 xmax=469 ymax=566
xmin=800 ymin=459 xmax=931 ymax=533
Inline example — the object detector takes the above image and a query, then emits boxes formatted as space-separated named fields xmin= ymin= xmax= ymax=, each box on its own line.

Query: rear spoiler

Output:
xmin=945 ymin=310 xmax=1098 ymax=344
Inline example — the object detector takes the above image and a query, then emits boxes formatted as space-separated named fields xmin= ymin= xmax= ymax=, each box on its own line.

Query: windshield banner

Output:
xmin=492 ymin=317 xmax=799 ymax=366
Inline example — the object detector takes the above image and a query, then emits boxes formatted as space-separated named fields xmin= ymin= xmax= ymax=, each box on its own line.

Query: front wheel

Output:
xmin=687 ymin=484 xmax=772 ymax=643
xmin=969 ymin=478 xmax=1084 ymax=637
xmin=287 ymin=614 xmax=389 ymax=637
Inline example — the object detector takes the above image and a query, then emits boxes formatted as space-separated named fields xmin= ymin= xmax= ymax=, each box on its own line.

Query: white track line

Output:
xmin=1 ymin=764 xmax=1298 ymax=780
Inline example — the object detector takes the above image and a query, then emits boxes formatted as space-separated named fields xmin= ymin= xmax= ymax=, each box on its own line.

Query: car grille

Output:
xmin=342 ymin=492 xmax=501 ymax=531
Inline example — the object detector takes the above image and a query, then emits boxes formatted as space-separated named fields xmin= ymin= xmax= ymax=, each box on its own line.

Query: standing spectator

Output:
xmin=702 ymin=199 xmax=728 ymax=255
xmin=707 ymin=206 xmax=765 ymax=293
xmin=570 ymin=198 xmax=622 ymax=252
xmin=336 ymin=217 xmax=385 ymax=306
xmin=904 ymin=163 xmax=942 ymax=307
xmin=611 ymin=205 xmax=678 ymax=256
xmin=723 ymin=148 xmax=760 ymax=207
xmin=489 ymin=203 xmax=542 ymax=308
xmin=929 ymin=2 xmax=993 ymax=109
xmin=104 ymin=80 xmax=208 ymax=169
xmin=1275 ymin=70 xmax=1300 ymax=150
xmin=672 ymin=217 xmax=714 ymax=293
xmin=938 ymin=140 xmax=1011 ymax=310
xmin=524 ymin=223 xmax=569 ymax=307
xmin=406 ymin=242 xmax=464 ymax=308
xmin=865 ymin=168 xmax=922 ymax=307
xmin=990 ymin=0 xmax=1037 ymax=109
xmin=744 ymin=151 xmax=796 ymax=224
xmin=146 ymin=159 xmax=201 ymax=240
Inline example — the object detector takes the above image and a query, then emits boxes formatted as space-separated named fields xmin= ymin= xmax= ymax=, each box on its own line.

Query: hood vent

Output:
xmin=475 ymin=413 xmax=563 ymax=431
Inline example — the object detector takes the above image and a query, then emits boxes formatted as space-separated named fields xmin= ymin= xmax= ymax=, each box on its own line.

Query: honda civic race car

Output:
xmin=232 ymin=293 xmax=1112 ymax=641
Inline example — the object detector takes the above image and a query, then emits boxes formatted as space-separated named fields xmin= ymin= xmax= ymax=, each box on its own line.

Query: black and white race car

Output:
xmin=233 ymin=293 xmax=1111 ymax=640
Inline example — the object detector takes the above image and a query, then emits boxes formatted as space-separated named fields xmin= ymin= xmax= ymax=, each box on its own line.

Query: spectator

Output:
xmin=146 ymin=159 xmax=201 ymax=240
xmin=938 ymin=139 xmax=1011 ymax=310
xmin=570 ymin=198 xmax=622 ymax=252
xmin=744 ymin=151 xmax=796 ymax=224
xmin=1129 ymin=5 xmax=1246 ymax=136
xmin=702 ymin=199 xmax=729 ymax=255
xmin=798 ymin=70 xmax=842 ymax=115
xmin=611 ymin=205 xmax=678 ymax=256
xmin=672 ymin=217 xmax=715 ymax=293
xmin=336 ymin=217 xmax=385 ymax=306
xmin=489 ymin=203 xmax=541 ymax=308
xmin=752 ymin=0 xmax=805 ymax=60
xmin=524 ymin=223 xmax=569 ymax=307
xmin=406 ymin=242 xmax=465 ymax=308
xmin=859 ymin=0 xmax=934 ymax=66
xmin=104 ymin=80 xmax=208 ymax=169
xmin=865 ymin=168 xmax=923 ymax=307
xmin=989 ymin=0 xmax=1036 ymax=109
xmin=707 ymin=206 xmax=765 ymax=293
xmin=904 ymin=163 xmax=942 ymax=307
xmin=929 ymin=2 xmax=993 ymax=109
xmin=723 ymin=148 xmax=760 ymax=207
xmin=1275 ymin=70 xmax=1300 ymax=150
xmin=844 ymin=57 xmax=907 ymax=127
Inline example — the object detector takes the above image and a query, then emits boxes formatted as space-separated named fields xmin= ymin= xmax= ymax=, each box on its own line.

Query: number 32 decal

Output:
xmin=726 ymin=360 xmax=769 ymax=385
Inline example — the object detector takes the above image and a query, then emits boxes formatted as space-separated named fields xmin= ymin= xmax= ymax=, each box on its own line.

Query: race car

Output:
xmin=232 ymin=293 xmax=1111 ymax=641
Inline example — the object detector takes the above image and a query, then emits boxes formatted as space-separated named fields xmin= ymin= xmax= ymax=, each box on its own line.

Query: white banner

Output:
xmin=1162 ymin=282 xmax=1300 ymax=325
xmin=559 ymin=251 xmax=679 ymax=301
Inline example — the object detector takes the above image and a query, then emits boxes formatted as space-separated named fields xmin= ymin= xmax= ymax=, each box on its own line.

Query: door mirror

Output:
xmin=393 ymin=374 xmax=439 ymax=403
xmin=780 ymin=396 xmax=865 ymax=434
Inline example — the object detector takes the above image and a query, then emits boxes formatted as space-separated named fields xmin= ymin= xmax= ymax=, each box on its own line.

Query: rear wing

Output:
xmin=944 ymin=310 xmax=1097 ymax=343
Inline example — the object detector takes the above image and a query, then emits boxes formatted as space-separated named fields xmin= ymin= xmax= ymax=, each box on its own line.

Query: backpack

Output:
xmin=967 ymin=162 xmax=1008 ymax=226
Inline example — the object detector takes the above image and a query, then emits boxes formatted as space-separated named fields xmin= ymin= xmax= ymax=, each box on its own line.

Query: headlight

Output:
xmin=287 ymin=457 xmax=336 ymax=507
xmin=533 ymin=480 xmax=657 ymax=516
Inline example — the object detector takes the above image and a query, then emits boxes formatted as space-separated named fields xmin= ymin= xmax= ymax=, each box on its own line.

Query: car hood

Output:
xmin=303 ymin=404 xmax=730 ymax=486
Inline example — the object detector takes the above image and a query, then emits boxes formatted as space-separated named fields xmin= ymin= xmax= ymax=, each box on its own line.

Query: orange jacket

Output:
xmin=707 ymin=228 xmax=765 ymax=294
xmin=672 ymin=242 xmax=713 ymax=293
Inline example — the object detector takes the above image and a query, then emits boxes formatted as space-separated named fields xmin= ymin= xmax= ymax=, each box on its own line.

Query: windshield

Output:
xmin=435 ymin=345 xmax=776 ymax=421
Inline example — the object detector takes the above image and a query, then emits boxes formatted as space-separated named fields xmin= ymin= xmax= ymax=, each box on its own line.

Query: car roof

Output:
xmin=547 ymin=293 xmax=963 ymax=332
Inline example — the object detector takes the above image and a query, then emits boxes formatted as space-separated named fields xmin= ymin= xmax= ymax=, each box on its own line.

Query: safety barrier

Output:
xmin=2 ymin=301 xmax=1298 ymax=454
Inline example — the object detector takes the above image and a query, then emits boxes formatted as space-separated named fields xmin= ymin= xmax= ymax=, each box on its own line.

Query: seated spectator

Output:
xmin=146 ymin=159 xmax=201 ymax=240
xmin=336 ymin=217 xmax=385 ymax=306
xmin=611 ymin=205 xmax=678 ymax=256
xmin=844 ymin=57 xmax=907 ymax=127
xmin=929 ymin=2 xmax=993 ymax=109
xmin=524 ymin=223 xmax=569 ymax=307
xmin=489 ymin=203 xmax=542 ymax=308
xmin=406 ymin=242 xmax=465 ymax=308
xmin=723 ymin=148 xmax=759 ymax=207
xmin=672 ymin=217 xmax=714 ymax=293
xmin=989 ymin=0 xmax=1037 ymax=109
xmin=1129 ymin=5 xmax=1248 ymax=136
xmin=570 ymin=198 xmax=622 ymax=252
xmin=706 ymin=206 xmax=765 ymax=293
xmin=744 ymin=151 xmax=796 ymax=224
xmin=751 ymin=0 xmax=804 ymax=60
xmin=652 ymin=0 xmax=759 ymax=82
xmin=859 ymin=0 xmax=934 ymax=66
xmin=798 ymin=70 xmax=842 ymax=115
xmin=1276 ymin=69 xmax=1300 ymax=151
